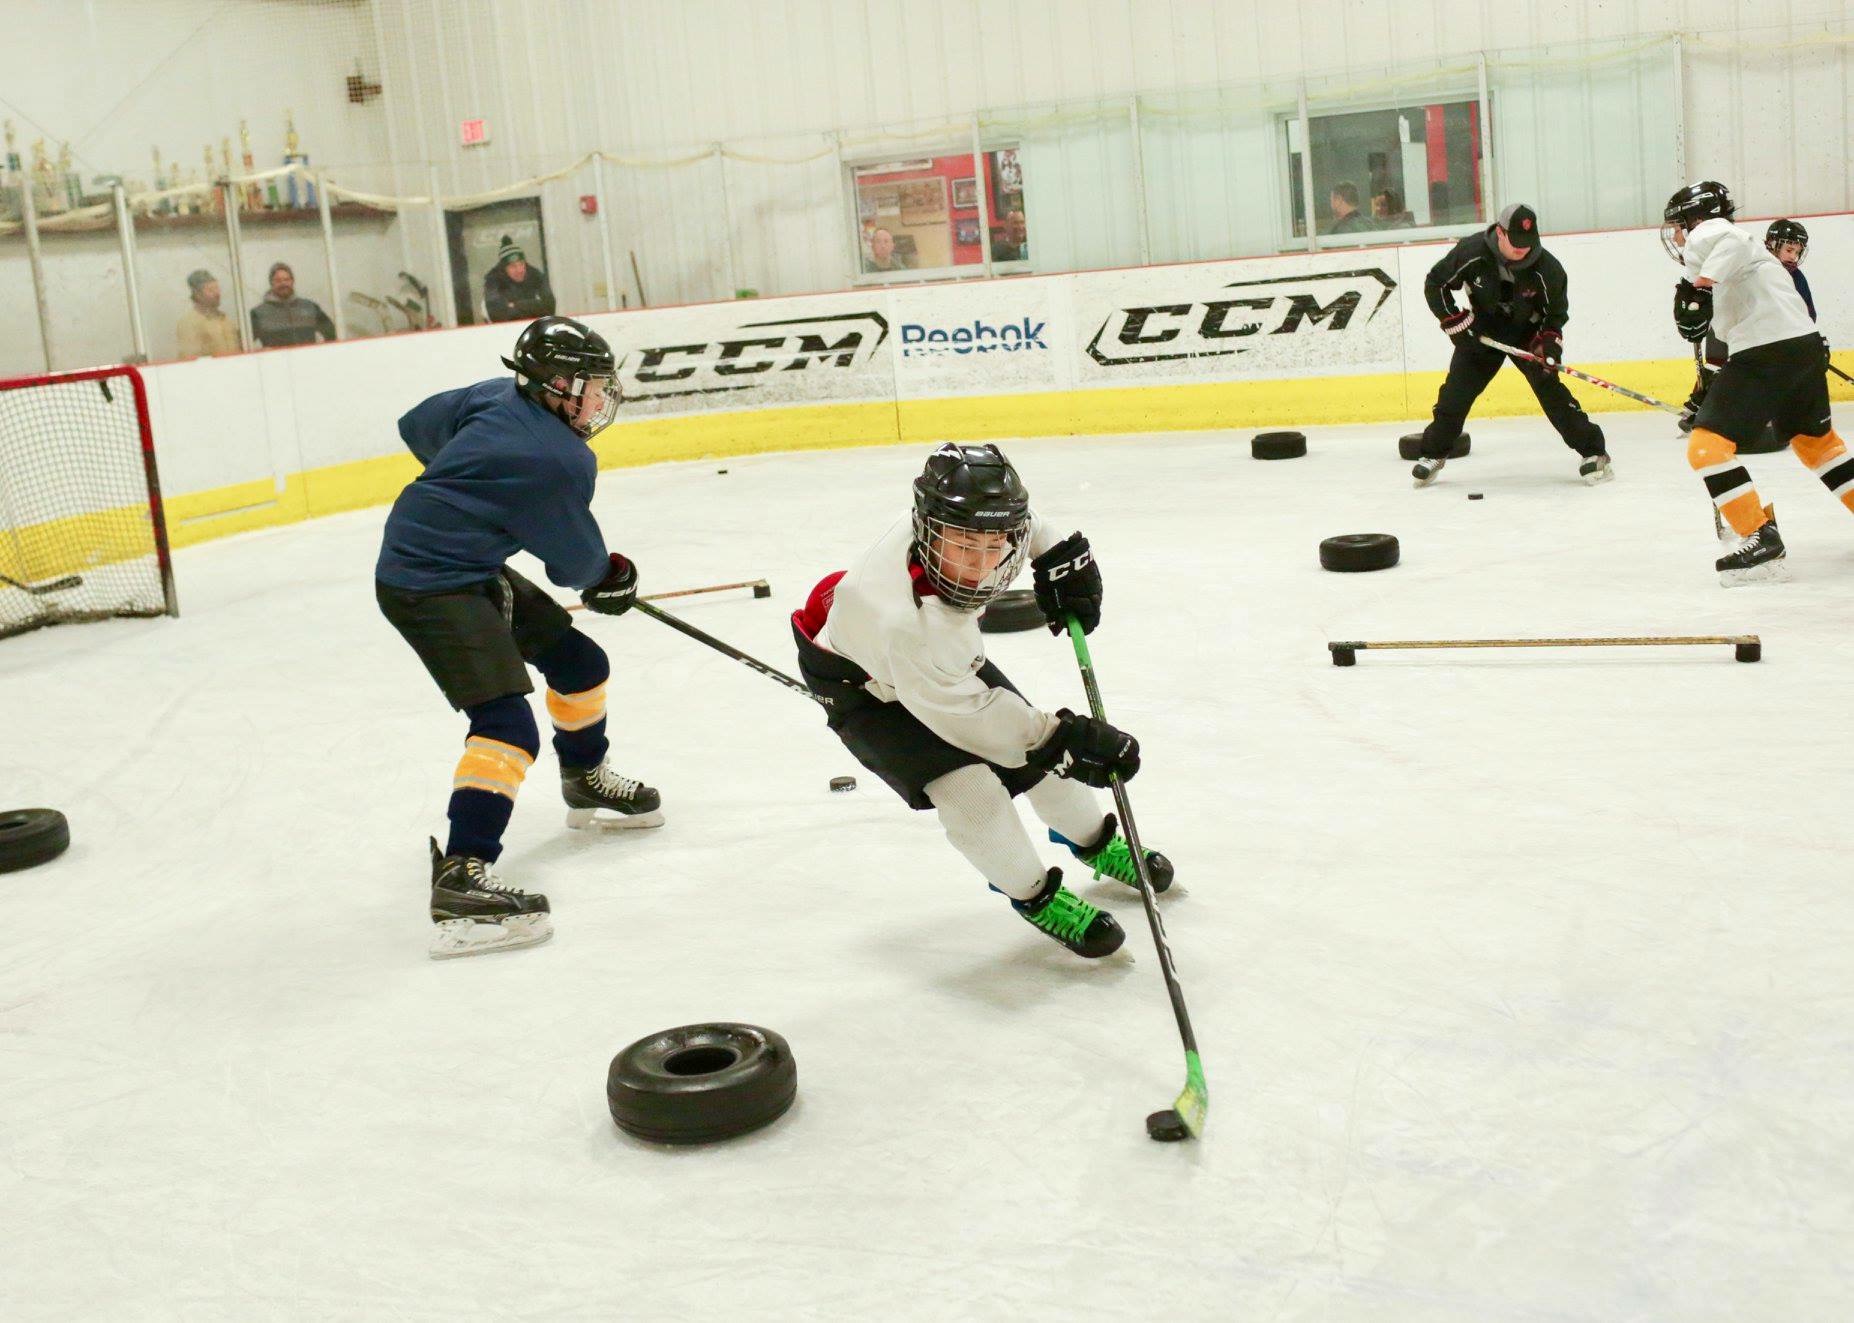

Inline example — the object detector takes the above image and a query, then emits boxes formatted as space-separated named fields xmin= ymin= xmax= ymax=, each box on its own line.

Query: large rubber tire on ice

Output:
xmin=1319 ymin=534 xmax=1400 ymax=573
xmin=1738 ymin=422 xmax=1788 ymax=455
xmin=1399 ymin=432 xmax=1471 ymax=461
xmin=978 ymin=588 xmax=1046 ymax=635
xmin=0 ymin=808 xmax=69 ymax=873
xmin=607 ymin=1022 xmax=797 ymax=1145
xmin=1251 ymin=430 xmax=1307 ymax=460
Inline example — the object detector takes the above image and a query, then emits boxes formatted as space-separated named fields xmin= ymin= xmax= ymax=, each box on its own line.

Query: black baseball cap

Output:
xmin=1497 ymin=203 xmax=1539 ymax=250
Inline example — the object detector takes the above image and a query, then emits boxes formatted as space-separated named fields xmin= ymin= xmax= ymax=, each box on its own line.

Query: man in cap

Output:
xmin=249 ymin=261 xmax=337 ymax=348
xmin=483 ymin=235 xmax=556 ymax=322
xmin=1412 ymin=202 xmax=1611 ymax=487
xmin=175 ymin=269 xmax=240 ymax=358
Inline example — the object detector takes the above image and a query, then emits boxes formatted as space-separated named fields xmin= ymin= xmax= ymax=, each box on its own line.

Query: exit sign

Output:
xmin=459 ymin=118 xmax=490 ymax=147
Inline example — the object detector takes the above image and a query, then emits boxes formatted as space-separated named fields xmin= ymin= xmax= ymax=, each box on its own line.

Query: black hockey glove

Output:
xmin=1526 ymin=329 xmax=1563 ymax=370
xmin=1031 ymin=532 xmax=1102 ymax=636
xmin=1028 ymin=709 xmax=1140 ymax=789
xmin=580 ymin=552 xmax=638 ymax=616
xmin=1439 ymin=309 xmax=1475 ymax=344
xmin=1673 ymin=279 xmax=1712 ymax=343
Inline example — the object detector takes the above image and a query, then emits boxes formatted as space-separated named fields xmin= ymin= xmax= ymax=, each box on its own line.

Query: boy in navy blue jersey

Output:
xmin=377 ymin=316 xmax=660 ymax=958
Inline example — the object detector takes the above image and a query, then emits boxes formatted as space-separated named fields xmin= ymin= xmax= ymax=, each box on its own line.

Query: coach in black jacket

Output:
xmin=1413 ymin=203 xmax=1609 ymax=484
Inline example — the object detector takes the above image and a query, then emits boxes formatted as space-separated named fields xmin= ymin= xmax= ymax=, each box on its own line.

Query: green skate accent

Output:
xmin=1079 ymin=832 xmax=1142 ymax=887
xmin=1022 ymin=885 xmax=1102 ymax=945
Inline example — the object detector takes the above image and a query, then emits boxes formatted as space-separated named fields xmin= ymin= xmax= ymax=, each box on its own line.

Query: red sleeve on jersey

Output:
xmin=791 ymin=570 xmax=847 ymax=641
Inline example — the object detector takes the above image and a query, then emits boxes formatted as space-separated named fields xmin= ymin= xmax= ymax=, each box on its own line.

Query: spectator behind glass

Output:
xmin=1327 ymin=182 xmax=1369 ymax=234
xmin=483 ymin=235 xmax=556 ymax=322
xmin=989 ymin=209 xmax=1028 ymax=263
xmin=1373 ymin=189 xmax=1414 ymax=228
xmin=176 ymin=268 xmax=240 ymax=358
xmin=865 ymin=226 xmax=911 ymax=273
xmin=250 ymin=262 xmax=337 ymax=348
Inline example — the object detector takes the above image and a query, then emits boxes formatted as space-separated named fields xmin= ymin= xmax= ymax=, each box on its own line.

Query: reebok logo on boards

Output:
xmin=900 ymin=317 xmax=1048 ymax=357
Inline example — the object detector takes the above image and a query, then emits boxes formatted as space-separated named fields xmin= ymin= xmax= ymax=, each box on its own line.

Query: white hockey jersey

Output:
xmin=1682 ymin=218 xmax=1815 ymax=354
xmin=817 ymin=514 xmax=1061 ymax=767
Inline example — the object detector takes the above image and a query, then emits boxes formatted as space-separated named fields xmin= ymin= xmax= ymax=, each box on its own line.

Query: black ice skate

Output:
xmin=428 ymin=838 xmax=553 ymax=959
xmin=1051 ymin=814 xmax=1174 ymax=894
xmin=561 ymin=761 xmax=664 ymax=831
xmin=1411 ymin=455 xmax=1447 ymax=488
xmin=1578 ymin=454 xmax=1615 ymax=485
xmin=1013 ymin=867 xmax=1125 ymax=959
xmin=1715 ymin=513 xmax=1788 ymax=587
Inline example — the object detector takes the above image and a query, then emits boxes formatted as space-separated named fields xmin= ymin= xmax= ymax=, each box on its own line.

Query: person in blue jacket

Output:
xmin=1765 ymin=219 xmax=1815 ymax=318
xmin=376 ymin=315 xmax=659 ymax=959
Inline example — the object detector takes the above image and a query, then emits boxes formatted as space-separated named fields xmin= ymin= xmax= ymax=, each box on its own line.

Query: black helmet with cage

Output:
xmin=911 ymin=443 xmax=1032 ymax=611
xmin=1660 ymin=181 xmax=1735 ymax=261
xmin=500 ymin=315 xmax=620 ymax=437
xmin=1765 ymin=218 xmax=1809 ymax=266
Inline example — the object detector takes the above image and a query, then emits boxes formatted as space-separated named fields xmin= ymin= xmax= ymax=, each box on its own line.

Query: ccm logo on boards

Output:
xmin=620 ymin=312 xmax=889 ymax=399
xmin=1085 ymin=268 xmax=1397 ymax=366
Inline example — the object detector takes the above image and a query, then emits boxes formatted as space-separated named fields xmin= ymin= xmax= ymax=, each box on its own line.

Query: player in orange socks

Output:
xmin=1664 ymin=181 xmax=1846 ymax=585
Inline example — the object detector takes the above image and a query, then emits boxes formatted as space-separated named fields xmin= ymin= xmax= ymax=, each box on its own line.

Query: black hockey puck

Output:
xmin=752 ymin=581 xmax=772 ymax=599
xmin=1735 ymin=641 xmax=1761 ymax=663
xmin=1329 ymin=643 xmax=1359 ymax=666
xmin=978 ymin=588 xmax=1045 ymax=634
xmin=1399 ymin=431 xmax=1471 ymax=461
xmin=717 ymin=468 xmax=729 ymax=474
xmin=1146 ymin=1108 xmax=1190 ymax=1142
xmin=1468 ymin=492 xmax=1484 ymax=500
xmin=1251 ymin=430 xmax=1307 ymax=460
xmin=0 ymin=808 xmax=70 ymax=873
xmin=829 ymin=775 xmax=857 ymax=793
xmin=1319 ymin=533 xmax=1399 ymax=573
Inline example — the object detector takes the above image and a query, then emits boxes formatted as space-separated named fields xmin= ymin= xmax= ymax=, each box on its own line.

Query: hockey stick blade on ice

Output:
xmin=1477 ymin=335 xmax=1683 ymax=415
xmin=1064 ymin=617 xmax=1207 ymax=1143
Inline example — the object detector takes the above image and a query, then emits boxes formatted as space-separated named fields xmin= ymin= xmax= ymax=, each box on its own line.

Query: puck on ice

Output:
xmin=829 ymin=776 xmax=857 ymax=793
xmin=1468 ymin=492 xmax=1484 ymax=500
xmin=1146 ymin=1109 xmax=1189 ymax=1142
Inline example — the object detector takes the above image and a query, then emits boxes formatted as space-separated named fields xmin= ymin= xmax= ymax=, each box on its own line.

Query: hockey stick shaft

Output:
xmin=1830 ymin=360 xmax=1854 ymax=385
xmin=1065 ymin=617 xmax=1207 ymax=1138
xmin=0 ymin=571 xmax=81 ymax=595
xmin=632 ymin=600 xmax=830 ymax=708
xmin=1477 ymin=335 xmax=1683 ymax=415
xmin=567 ymin=577 xmax=770 ymax=608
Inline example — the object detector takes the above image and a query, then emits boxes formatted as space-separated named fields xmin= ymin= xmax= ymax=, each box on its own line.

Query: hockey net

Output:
xmin=0 ymin=365 xmax=178 ymax=640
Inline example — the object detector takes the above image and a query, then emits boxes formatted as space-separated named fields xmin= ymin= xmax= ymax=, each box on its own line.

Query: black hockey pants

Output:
xmin=1420 ymin=333 xmax=1607 ymax=460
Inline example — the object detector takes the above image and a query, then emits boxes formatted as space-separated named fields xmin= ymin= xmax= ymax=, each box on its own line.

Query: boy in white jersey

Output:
xmin=1664 ymin=181 xmax=1847 ymax=584
xmin=791 ymin=443 xmax=1173 ymax=959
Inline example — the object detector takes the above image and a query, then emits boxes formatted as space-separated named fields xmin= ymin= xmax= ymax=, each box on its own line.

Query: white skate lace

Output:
xmin=459 ymin=857 xmax=526 ymax=897
xmin=589 ymin=764 xmax=644 ymax=800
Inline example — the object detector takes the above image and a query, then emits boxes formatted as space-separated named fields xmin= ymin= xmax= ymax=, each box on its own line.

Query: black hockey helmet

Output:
xmin=911 ymin=443 xmax=1032 ymax=611
xmin=1765 ymin=217 xmax=1808 ymax=265
xmin=500 ymin=315 xmax=619 ymax=437
xmin=1660 ymin=181 xmax=1735 ymax=260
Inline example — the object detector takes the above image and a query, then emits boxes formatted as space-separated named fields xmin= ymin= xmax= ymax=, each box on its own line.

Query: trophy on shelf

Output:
xmin=283 ymin=110 xmax=314 ymax=210
xmin=221 ymin=137 xmax=235 ymax=211
xmin=239 ymin=119 xmax=261 ymax=210
xmin=32 ymin=139 xmax=64 ymax=214
xmin=57 ymin=141 xmax=81 ymax=210
xmin=205 ymin=143 xmax=221 ymax=213
xmin=151 ymin=146 xmax=169 ymax=215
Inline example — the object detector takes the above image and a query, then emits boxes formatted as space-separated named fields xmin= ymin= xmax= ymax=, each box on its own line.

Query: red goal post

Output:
xmin=0 ymin=364 xmax=178 ymax=639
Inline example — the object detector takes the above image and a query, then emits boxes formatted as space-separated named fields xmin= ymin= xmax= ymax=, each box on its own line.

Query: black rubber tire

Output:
xmin=1251 ymin=430 xmax=1307 ymax=460
xmin=608 ymin=1022 xmax=797 ymax=1145
xmin=1399 ymin=432 xmax=1471 ymax=461
xmin=978 ymin=588 xmax=1047 ymax=635
xmin=0 ymin=808 xmax=69 ymax=873
xmin=1319 ymin=534 xmax=1400 ymax=573
xmin=1738 ymin=422 xmax=1787 ymax=455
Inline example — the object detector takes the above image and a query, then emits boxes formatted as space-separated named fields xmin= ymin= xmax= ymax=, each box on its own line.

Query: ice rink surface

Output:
xmin=5 ymin=410 xmax=1853 ymax=1321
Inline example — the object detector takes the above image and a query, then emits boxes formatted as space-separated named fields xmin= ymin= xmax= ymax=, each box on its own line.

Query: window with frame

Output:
xmin=849 ymin=147 xmax=1027 ymax=279
xmin=1285 ymin=98 xmax=1484 ymax=243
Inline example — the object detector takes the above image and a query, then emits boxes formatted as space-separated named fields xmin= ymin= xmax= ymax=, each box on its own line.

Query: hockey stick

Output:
xmin=1829 ymin=360 xmax=1854 ymax=386
xmin=0 ymin=571 xmax=82 ymax=595
xmin=1063 ymin=617 xmax=1207 ymax=1143
xmin=632 ymin=600 xmax=831 ymax=709
xmin=567 ymin=577 xmax=771 ymax=608
xmin=1477 ymin=336 xmax=1683 ymax=415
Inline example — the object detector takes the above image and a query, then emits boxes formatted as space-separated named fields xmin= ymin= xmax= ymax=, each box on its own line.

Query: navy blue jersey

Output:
xmin=375 ymin=378 xmax=609 ymax=593
xmin=1788 ymin=265 xmax=1816 ymax=321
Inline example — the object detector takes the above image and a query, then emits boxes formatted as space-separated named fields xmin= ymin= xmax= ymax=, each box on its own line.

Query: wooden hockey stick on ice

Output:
xmin=567 ymin=577 xmax=770 ymax=611
xmin=1478 ymin=336 xmax=1684 ymax=415
xmin=1329 ymin=634 xmax=1761 ymax=665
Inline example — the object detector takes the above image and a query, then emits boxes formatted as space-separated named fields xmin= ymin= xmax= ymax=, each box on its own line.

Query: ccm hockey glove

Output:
xmin=1029 ymin=709 xmax=1140 ymax=789
xmin=1673 ymin=280 xmax=1713 ymax=342
xmin=1439 ymin=309 xmax=1475 ymax=344
xmin=580 ymin=553 xmax=638 ymax=616
xmin=1526 ymin=329 xmax=1563 ymax=370
xmin=1031 ymin=532 xmax=1103 ymax=635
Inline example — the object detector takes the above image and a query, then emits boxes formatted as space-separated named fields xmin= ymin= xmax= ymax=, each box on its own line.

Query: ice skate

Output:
xmin=1051 ymin=814 xmax=1173 ymax=894
xmin=561 ymin=760 xmax=664 ymax=830
xmin=1411 ymin=455 xmax=1447 ymax=488
xmin=1013 ymin=867 xmax=1124 ymax=958
xmin=1578 ymin=454 xmax=1615 ymax=485
xmin=428 ymin=838 xmax=553 ymax=959
xmin=1716 ymin=513 xmax=1788 ymax=587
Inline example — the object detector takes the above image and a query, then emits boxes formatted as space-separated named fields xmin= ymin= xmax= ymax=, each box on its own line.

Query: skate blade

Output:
xmin=565 ymin=806 xmax=666 ymax=832
xmin=429 ymin=912 xmax=553 ymax=959
xmin=1412 ymin=474 xmax=1440 ymax=489
xmin=1718 ymin=558 xmax=1790 ymax=588
xmin=1581 ymin=467 xmax=1615 ymax=486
